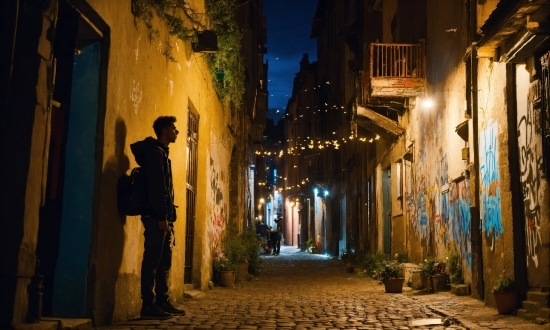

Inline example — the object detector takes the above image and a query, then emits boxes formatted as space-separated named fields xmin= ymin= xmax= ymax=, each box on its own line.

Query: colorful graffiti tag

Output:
xmin=449 ymin=180 xmax=472 ymax=269
xmin=209 ymin=157 xmax=227 ymax=249
xmin=518 ymin=89 xmax=543 ymax=268
xmin=479 ymin=121 xmax=503 ymax=248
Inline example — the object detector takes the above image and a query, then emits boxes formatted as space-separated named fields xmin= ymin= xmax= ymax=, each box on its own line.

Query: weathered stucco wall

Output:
xmin=515 ymin=63 xmax=550 ymax=288
xmin=476 ymin=58 xmax=514 ymax=303
xmin=81 ymin=0 xmax=234 ymax=324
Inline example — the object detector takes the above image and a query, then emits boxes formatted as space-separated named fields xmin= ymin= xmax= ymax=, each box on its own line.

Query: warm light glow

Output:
xmin=421 ymin=98 xmax=434 ymax=109
xmin=260 ymin=198 xmax=265 ymax=203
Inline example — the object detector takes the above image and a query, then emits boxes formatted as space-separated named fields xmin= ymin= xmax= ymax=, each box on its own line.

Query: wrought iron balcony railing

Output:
xmin=370 ymin=43 xmax=425 ymax=78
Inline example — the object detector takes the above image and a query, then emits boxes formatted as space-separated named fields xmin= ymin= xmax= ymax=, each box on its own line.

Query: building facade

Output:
xmin=0 ymin=0 xmax=266 ymax=327
xmin=279 ymin=0 xmax=550 ymax=319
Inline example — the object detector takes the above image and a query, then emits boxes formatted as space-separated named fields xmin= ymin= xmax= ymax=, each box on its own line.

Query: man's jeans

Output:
xmin=141 ymin=216 xmax=172 ymax=307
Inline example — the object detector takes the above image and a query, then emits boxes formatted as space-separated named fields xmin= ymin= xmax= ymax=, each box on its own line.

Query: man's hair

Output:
xmin=153 ymin=116 xmax=177 ymax=137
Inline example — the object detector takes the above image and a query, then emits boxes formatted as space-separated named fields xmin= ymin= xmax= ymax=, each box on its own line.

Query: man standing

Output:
xmin=130 ymin=116 xmax=185 ymax=319
xmin=269 ymin=217 xmax=282 ymax=256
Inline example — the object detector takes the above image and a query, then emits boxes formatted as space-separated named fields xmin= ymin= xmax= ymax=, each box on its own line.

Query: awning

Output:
xmin=355 ymin=105 xmax=404 ymax=139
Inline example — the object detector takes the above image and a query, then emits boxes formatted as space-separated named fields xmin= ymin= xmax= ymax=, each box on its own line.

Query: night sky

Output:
xmin=263 ymin=0 xmax=318 ymax=123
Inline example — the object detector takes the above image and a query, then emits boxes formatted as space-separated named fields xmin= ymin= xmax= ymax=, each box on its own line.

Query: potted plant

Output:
xmin=374 ymin=260 xmax=405 ymax=293
xmin=418 ymin=258 xmax=448 ymax=292
xmin=340 ymin=248 xmax=356 ymax=273
xmin=212 ymin=249 xmax=237 ymax=287
xmin=492 ymin=274 xmax=517 ymax=315
xmin=360 ymin=252 xmax=388 ymax=279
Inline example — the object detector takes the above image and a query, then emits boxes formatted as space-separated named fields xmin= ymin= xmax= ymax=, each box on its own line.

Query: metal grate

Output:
xmin=370 ymin=43 xmax=425 ymax=78
xmin=184 ymin=110 xmax=199 ymax=284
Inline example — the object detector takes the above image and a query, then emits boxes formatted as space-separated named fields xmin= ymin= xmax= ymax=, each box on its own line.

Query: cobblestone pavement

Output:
xmin=99 ymin=246 xmax=548 ymax=330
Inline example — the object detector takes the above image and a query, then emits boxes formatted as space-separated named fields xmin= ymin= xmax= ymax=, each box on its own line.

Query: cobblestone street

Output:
xmin=99 ymin=247 xmax=548 ymax=330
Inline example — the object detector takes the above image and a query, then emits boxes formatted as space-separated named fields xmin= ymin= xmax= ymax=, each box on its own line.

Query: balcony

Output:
xmin=364 ymin=43 xmax=425 ymax=99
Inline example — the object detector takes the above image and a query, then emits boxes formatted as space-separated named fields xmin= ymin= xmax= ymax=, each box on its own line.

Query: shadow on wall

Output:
xmin=91 ymin=118 xmax=132 ymax=325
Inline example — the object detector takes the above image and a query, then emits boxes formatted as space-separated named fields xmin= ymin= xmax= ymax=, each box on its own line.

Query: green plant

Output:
xmin=205 ymin=0 xmax=245 ymax=107
xmin=419 ymin=258 xmax=447 ymax=280
xmin=239 ymin=226 xmax=263 ymax=275
xmin=132 ymin=0 xmax=245 ymax=106
xmin=340 ymin=248 xmax=356 ymax=263
xmin=446 ymin=251 xmax=464 ymax=284
xmin=212 ymin=248 xmax=237 ymax=272
xmin=395 ymin=252 xmax=409 ymax=263
xmin=373 ymin=260 xmax=404 ymax=280
xmin=361 ymin=252 xmax=388 ymax=278
xmin=492 ymin=275 xmax=516 ymax=293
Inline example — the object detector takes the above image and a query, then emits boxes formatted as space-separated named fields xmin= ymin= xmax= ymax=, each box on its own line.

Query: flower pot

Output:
xmin=494 ymin=291 xmax=517 ymax=315
xmin=219 ymin=271 xmax=236 ymax=287
xmin=382 ymin=278 xmax=405 ymax=293
xmin=236 ymin=261 xmax=249 ymax=281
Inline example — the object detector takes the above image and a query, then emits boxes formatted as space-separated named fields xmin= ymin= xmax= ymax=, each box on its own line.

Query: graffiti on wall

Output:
xmin=518 ymin=84 xmax=543 ymax=268
xmin=479 ymin=121 xmax=503 ymax=249
xmin=448 ymin=180 xmax=472 ymax=269
xmin=208 ymin=156 xmax=227 ymax=249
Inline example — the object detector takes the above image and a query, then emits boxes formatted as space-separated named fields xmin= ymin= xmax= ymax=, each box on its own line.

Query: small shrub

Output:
xmin=361 ymin=252 xmax=388 ymax=277
xmin=446 ymin=251 xmax=464 ymax=284
xmin=492 ymin=274 xmax=516 ymax=293
xmin=373 ymin=260 xmax=404 ymax=280
xmin=418 ymin=258 xmax=444 ymax=277
xmin=395 ymin=252 xmax=409 ymax=263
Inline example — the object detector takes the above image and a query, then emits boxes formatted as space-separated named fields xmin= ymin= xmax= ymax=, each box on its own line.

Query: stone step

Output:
xmin=184 ymin=283 xmax=194 ymax=291
xmin=184 ymin=289 xmax=205 ymax=300
xmin=450 ymin=284 xmax=470 ymax=296
xmin=517 ymin=308 xmax=537 ymax=320
xmin=526 ymin=291 xmax=550 ymax=305
xmin=522 ymin=300 xmax=541 ymax=313
xmin=540 ymin=308 xmax=550 ymax=319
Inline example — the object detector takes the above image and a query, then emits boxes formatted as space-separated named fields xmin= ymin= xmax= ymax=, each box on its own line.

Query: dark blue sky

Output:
xmin=263 ymin=0 xmax=318 ymax=122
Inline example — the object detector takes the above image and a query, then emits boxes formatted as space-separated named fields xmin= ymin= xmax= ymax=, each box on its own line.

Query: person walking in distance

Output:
xmin=130 ymin=116 xmax=185 ymax=319
xmin=269 ymin=217 xmax=283 ymax=256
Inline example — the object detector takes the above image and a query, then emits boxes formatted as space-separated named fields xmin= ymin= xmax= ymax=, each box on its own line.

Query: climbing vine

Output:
xmin=131 ymin=0 xmax=245 ymax=106
xmin=204 ymin=0 xmax=245 ymax=107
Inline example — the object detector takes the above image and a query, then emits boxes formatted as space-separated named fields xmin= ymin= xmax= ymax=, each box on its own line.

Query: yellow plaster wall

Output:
xmin=82 ymin=0 xmax=235 ymax=323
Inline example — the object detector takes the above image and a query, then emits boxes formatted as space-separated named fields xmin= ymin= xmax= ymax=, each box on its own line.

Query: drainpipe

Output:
xmin=468 ymin=0 xmax=484 ymax=300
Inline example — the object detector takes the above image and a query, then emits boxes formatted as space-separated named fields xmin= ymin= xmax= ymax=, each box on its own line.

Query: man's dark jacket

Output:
xmin=130 ymin=137 xmax=176 ymax=222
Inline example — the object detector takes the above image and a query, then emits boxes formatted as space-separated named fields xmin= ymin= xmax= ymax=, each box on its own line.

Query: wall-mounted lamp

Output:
xmin=421 ymin=98 xmax=435 ymax=110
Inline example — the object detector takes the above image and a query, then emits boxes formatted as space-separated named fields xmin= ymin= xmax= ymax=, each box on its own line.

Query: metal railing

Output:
xmin=370 ymin=43 xmax=425 ymax=78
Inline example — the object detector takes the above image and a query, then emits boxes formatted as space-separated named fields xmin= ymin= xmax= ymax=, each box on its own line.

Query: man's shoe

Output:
xmin=159 ymin=301 xmax=186 ymax=315
xmin=140 ymin=304 xmax=173 ymax=320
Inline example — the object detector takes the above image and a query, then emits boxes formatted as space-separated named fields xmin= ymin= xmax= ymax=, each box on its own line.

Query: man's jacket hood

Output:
xmin=130 ymin=137 xmax=168 ymax=166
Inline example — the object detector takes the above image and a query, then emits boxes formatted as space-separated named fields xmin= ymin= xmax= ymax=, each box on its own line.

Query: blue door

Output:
xmin=52 ymin=41 xmax=100 ymax=316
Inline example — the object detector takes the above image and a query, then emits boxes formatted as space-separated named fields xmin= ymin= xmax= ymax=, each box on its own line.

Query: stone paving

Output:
xmin=99 ymin=246 xmax=548 ymax=330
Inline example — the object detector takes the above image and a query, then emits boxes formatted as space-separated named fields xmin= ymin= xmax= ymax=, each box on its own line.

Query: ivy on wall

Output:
xmin=204 ymin=0 xmax=244 ymax=107
xmin=131 ymin=0 xmax=245 ymax=106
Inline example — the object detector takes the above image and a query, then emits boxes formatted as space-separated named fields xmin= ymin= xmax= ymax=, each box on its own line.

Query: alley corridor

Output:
xmin=99 ymin=247 xmax=546 ymax=330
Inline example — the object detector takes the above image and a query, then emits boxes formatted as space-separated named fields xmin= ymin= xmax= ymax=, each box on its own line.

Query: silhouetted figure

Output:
xmin=269 ymin=217 xmax=283 ymax=256
xmin=130 ymin=116 xmax=185 ymax=319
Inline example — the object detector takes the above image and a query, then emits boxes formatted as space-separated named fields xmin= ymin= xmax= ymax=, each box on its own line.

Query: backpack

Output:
xmin=117 ymin=167 xmax=147 ymax=216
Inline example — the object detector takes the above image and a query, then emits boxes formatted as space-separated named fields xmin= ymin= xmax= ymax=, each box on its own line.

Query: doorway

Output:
xmin=184 ymin=109 xmax=199 ymax=284
xmin=35 ymin=0 xmax=106 ymax=317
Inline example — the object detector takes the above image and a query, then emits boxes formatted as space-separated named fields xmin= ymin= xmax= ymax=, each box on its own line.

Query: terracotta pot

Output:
xmin=494 ymin=291 xmax=517 ymax=315
xmin=236 ymin=261 xmax=249 ymax=281
xmin=382 ymin=278 xmax=404 ymax=293
xmin=219 ymin=271 xmax=236 ymax=287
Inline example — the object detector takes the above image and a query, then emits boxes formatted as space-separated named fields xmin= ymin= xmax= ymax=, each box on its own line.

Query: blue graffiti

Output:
xmin=449 ymin=181 xmax=472 ymax=269
xmin=480 ymin=122 xmax=503 ymax=239
xmin=418 ymin=192 xmax=427 ymax=226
